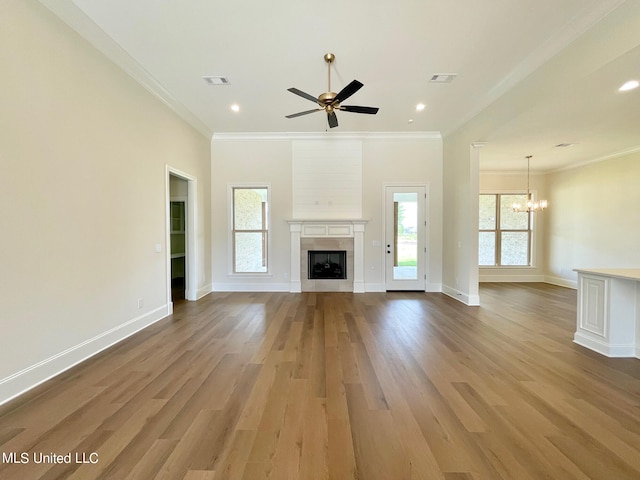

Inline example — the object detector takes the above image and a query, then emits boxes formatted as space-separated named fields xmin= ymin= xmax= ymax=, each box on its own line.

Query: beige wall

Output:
xmin=210 ymin=133 xmax=443 ymax=292
xmin=0 ymin=0 xmax=211 ymax=404
xmin=478 ymin=152 xmax=640 ymax=288
xmin=545 ymin=151 xmax=640 ymax=287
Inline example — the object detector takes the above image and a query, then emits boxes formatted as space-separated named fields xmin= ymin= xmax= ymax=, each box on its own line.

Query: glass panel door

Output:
xmin=385 ymin=186 xmax=426 ymax=291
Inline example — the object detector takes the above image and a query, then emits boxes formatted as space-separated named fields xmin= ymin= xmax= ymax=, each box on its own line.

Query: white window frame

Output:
xmin=228 ymin=183 xmax=271 ymax=276
xmin=479 ymin=192 xmax=534 ymax=267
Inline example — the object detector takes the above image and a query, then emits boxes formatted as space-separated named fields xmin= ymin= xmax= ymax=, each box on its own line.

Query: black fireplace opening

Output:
xmin=308 ymin=250 xmax=347 ymax=279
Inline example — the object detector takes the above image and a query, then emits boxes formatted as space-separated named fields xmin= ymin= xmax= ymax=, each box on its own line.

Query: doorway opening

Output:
xmin=167 ymin=167 xmax=197 ymax=311
xmin=169 ymin=192 xmax=186 ymax=301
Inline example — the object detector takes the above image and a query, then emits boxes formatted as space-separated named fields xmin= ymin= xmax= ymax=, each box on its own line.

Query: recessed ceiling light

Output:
xmin=408 ymin=119 xmax=414 ymax=123
xmin=416 ymin=103 xmax=426 ymax=111
xmin=430 ymin=73 xmax=457 ymax=83
xmin=619 ymin=80 xmax=639 ymax=92
xmin=203 ymin=76 xmax=230 ymax=85
xmin=231 ymin=104 xmax=240 ymax=112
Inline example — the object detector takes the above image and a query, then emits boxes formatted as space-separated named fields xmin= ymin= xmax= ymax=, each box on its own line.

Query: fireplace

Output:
xmin=288 ymin=220 xmax=367 ymax=293
xmin=308 ymin=250 xmax=347 ymax=279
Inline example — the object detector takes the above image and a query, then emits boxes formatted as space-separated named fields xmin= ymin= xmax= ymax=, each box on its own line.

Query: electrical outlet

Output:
xmin=137 ymin=298 xmax=144 ymax=309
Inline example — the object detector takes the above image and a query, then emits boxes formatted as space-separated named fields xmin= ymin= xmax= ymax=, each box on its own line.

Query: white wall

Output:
xmin=545 ymin=151 xmax=640 ymax=287
xmin=442 ymin=139 xmax=481 ymax=305
xmin=479 ymin=171 xmax=548 ymax=282
xmin=361 ymin=136 xmax=443 ymax=292
xmin=210 ymin=133 xmax=443 ymax=292
xmin=0 ymin=0 xmax=211 ymax=404
xmin=211 ymin=137 xmax=293 ymax=290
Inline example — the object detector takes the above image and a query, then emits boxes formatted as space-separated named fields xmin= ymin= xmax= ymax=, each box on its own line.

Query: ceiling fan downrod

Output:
xmin=324 ymin=53 xmax=335 ymax=93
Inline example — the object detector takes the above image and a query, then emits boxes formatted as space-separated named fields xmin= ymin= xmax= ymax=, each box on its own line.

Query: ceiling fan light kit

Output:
xmin=286 ymin=53 xmax=379 ymax=128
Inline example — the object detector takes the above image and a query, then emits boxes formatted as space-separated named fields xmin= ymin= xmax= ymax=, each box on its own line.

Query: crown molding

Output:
xmin=548 ymin=145 xmax=640 ymax=173
xmin=211 ymin=131 xmax=442 ymax=142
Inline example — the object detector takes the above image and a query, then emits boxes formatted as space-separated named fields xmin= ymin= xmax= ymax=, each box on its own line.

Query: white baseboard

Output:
xmin=362 ymin=283 xmax=441 ymax=293
xmin=544 ymin=276 xmax=577 ymax=289
xmin=479 ymin=274 xmax=545 ymax=283
xmin=196 ymin=284 xmax=213 ymax=300
xmin=0 ymin=305 xmax=169 ymax=407
xmin=573 ymin=332 xmax=636 ymax=358
xmin=442 ymin=285 xmax=480 ymax=306
xmin=212 ymin=282 xmax=291 ymax=292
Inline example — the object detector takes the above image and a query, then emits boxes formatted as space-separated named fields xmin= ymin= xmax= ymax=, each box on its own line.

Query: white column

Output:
xmin=289 ymin=222 xmax=302 ymax=293
xmin=353 ymin=221 xmax=366 ymax=293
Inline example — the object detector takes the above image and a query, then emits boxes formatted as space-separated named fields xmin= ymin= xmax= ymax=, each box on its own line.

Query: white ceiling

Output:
xmin=40 ymin=0 xmax=640 ymax=172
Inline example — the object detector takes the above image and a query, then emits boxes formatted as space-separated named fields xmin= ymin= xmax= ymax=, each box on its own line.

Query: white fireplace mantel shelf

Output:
xmin=287 ymin=219 xmax=368 ymax=293
xmin=287 ymin=219 xmax=367 ymax=238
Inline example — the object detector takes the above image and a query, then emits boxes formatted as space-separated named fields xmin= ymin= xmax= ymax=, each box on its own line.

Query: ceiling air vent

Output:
xmin=430 ymin=73 xmax=457 ymax=83
xmin=203 ymin=76 xmax=230 ymax=85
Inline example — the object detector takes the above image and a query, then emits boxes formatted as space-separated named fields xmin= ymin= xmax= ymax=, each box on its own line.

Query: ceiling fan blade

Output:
xmin=333 ymin=80 xmax=363 ymax=104
xmin=286 ymin=108 xmax=322 ymax=118
xmin=327 ymin=111 xmax=338 ymax=128
xmin=287 ymin=87 xmax=319 ymax=104
xmin=339 ymin=105 xmax=379 ymax=115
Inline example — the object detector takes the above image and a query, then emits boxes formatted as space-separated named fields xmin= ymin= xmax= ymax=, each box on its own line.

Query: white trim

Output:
xmin=442 ymin=285 xmax=480 ymax=306
xmin=481 ymin=145 xmax=640 ymax=175
xmin=549 ymin=145 xmax=640 ymax=174
xmin=212 ymin=282 xmax=290 ymax=292
xmin=212 ymin=131 xmax=442 ymax=141
xmin=544 ymin=275 xmax=577 ymax=289
xmin=0 ymin=305 xmax=169 ymax=406
xmin=573 ymin=333 xmax=636 ymax=358
xmin=227 ymin=183 xmax=272 ymax=276
xmin=383 ymin=183 xmax=429 ymax=292
xmin=196 ymin=284 xmax=213 ymax=299
xmin=38 ymin=0 xmax=212 ymax=137
xmin=287 ymin=220 xmax=367 ymax=293
xmin=166 ymin=166 xmax=198 ymax=301
xmin=479 ymin=274 xmax=546 ymax=283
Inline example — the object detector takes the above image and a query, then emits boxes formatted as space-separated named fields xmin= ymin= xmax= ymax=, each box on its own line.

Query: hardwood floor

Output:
xmin=1 ymin=284 xmax=640 ymax=479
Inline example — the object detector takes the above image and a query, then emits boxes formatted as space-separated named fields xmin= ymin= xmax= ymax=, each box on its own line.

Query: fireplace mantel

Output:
xmin=287 ymin=219 xmax=367 ymax=293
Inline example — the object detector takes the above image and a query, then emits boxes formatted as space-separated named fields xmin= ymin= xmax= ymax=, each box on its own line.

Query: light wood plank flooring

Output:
xmin=1 ymin=284 xmax=640 ymax=479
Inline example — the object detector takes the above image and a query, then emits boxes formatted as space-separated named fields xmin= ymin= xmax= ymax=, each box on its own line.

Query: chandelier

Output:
xmin=512 ymin=155 xmax=548 ymax=213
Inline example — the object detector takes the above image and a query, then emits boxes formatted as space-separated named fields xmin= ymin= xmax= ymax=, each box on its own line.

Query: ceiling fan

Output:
xmin=285 ymin=53 xmax=379 ymax=128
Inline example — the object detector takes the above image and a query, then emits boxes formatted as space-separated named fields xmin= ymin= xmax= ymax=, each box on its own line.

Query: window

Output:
xmin=479 ymin=194 xmax=531 ymax=266
xmin=232 ymin=186 xmax=269 ymax=273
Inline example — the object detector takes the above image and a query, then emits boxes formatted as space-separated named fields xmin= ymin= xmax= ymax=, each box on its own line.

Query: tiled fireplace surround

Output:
xmin=287 ymin=220 xmax=367 ymax=293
